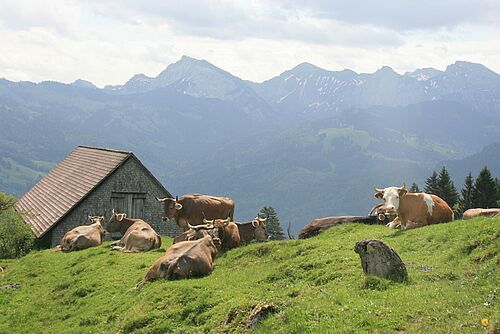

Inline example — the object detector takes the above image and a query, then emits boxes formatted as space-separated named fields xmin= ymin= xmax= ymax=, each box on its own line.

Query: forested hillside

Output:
xmin=1 ymin=57 xmax=499 ymax=231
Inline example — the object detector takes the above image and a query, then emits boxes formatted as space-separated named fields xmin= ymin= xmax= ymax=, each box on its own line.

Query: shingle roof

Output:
xmin=16 ymin=146 xmax=132 ymax=237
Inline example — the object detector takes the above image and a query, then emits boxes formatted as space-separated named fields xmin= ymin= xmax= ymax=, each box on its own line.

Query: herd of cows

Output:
xmin=58 ymin=194 xmax=268 ymax=286
xmin=57 ymin=188 xmax=500 ymax=287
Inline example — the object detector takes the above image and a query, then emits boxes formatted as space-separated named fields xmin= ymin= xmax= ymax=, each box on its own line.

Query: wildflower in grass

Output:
xmin=481 ymin=318 xmax=489 ymax=326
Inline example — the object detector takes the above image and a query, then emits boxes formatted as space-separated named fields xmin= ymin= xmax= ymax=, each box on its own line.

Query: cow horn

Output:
xmin=176 ymin=196 xmax=178 ymax=202
xmin=374 ymin=187 xmax=384 ymax=193
xmin=189 ymin=223 xmax=213 ymax=230
xmin=203 ymin=218 xmax=214 ymax=224
xmin=155 ymin=196 xmax=168 ymax=202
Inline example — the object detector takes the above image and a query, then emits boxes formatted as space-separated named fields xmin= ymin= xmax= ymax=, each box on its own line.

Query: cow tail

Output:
xmin=452 ymin=212 xmax=455 ymax=221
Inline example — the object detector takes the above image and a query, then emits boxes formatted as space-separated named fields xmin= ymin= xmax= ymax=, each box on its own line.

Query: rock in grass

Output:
xmin=354 ymin=239 xmax=407 ymax=282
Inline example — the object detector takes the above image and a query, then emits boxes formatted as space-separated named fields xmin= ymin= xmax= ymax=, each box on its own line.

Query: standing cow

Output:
xmin=59 ymin=216 xmax=105 ymax=252
xmin=156 ymin=194 xmax=235 ymax=231
xmin=136 ymin=234 xmax=220 ymax=287
xmin=106 ymin=210 xmax=162 ymax=252
xmin=374 ymin=185 xmax=453 ymax=229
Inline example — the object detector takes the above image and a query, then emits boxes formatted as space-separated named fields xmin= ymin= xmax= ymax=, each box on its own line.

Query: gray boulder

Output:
xmin=354 ymin=239 xmax=408 ymax=282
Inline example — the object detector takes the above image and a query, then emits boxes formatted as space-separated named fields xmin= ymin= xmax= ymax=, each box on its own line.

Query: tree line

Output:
xmin=410 ymin=166 xmax=500 ymax=217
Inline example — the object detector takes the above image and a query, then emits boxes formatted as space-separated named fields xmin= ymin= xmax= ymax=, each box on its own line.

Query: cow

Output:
xmin=236 ymin=216 xmax=268 ymax=245
xmin=298 ymin=214 xmax=387 ymax=239
xmin=135 ymin=234 xmax=220 ymax=287
xmin=462 ymin=208 xmax=500 ymax=220
xmin=59 ymin=216 xmax=105 ymax=252
xmin=156 ymin=194 xmax=235 ymax=231
xmin=173 ymin=218 xmax=241 ymax=252
xmin=374 ymin=185 xmax=454 ymax=229
xmin=106 ymin=210 xmax=161 ymax=252
xmin=205 ymin=217 xmax=240 ymax=251
xmin=172 ymin=222 xmax=216 ymax=244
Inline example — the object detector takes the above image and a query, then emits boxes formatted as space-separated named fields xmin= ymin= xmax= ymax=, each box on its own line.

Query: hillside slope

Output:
xmin=0 ymin=218 xmax=498 ymax=333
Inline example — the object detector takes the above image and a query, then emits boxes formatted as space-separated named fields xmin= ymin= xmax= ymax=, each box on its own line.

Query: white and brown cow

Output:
xmin=374 ymin=185 xmax=453 ymax=229
xmin=462 ymin=208 xmax=500 ymax=220
xmin=59 ymin=216 xmax=105 ymax=251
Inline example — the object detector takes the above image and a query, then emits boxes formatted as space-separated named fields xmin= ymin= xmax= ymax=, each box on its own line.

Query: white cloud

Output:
xmin=0 ymin=0 xmax=498 ymax=86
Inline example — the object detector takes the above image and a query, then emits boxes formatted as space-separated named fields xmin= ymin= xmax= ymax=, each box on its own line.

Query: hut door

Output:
xmin=111 ymin=192 xmax=146 ymax=219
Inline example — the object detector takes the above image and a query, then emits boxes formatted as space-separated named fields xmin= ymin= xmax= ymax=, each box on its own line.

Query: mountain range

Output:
xmin=1 ymin=56 xmax=499 ymax=232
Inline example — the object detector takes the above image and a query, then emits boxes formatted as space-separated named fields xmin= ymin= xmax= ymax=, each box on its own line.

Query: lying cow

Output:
xmin=156 ymin=194 xmax=235 ymax=231
xmin=136 ymin=234 xmax=220 ymax=287
xmin=59 ymin=216 xmax=105 ymax=252
xmin=236 ymin=216 xmax=268 ymax=245
xmin=173 ymin=218 xmax=240 ymax=252
xmin=299 ymin=214 xmax=387 ymax=239
xmin=205 ymin=218 xmax=240 ymax=252
xmin=374 ymin=185 xmax=453 ymax=229
xmin=106 ymin=210 xmax=161 ymax=252
xmin=463 ymin=208 xmax=500 ymax=220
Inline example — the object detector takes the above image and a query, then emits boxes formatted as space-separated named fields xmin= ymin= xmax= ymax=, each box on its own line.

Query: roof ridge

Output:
xmin=77 ymin=145 xmax=132 ymax=155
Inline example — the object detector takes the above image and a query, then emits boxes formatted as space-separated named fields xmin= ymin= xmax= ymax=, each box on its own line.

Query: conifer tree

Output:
xmin=436 ymin=166 xmax=458 ymax=208
xmin=495 ymin=177 xmax=500 ymax=207
xmin=259 ymin=206 xmax=284 ymax=240
xmin=424 ymin=171 xmax=439 ymax=194
xmin=409 ymin=182 xmax=420 ymax=193
xmin=473 ymin=166 xmax=497 ymax=208
xmin=458 ymin=172 xmax=475 ymax=215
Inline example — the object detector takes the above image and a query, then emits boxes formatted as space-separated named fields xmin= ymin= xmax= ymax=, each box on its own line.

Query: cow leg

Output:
xmin=404 ymin=219 xmax=426 ymax=229
xmin=386 ymin=217 xmax=401 ymax=229
xmin=111 ymin=245 xmax=125 ymax=251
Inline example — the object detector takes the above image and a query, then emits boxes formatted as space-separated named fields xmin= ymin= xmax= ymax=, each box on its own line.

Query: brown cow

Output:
xmin=173 ymin=218 xmax=240 ymax=252
xmin=106 ymin=210 xmax=161 ymax=252
xmin=59 ymin=216 xmax=105 ymax=252
xmin=205 ymin=218 xmax=240 ymax=252
xmin=156 ymin=194 xmax=235 ymax=231
xmin=136 ymin=234 xmax=220 ymax=287
xmin=463 ymin=208 xmax=500 ymax=220
xmin=236 ymin=216 xmax=268 ymax=245
xmin=375 ymin=185 xmax=454 ymax=229
xmin=172 ymin=222 xmax=217 ymax=244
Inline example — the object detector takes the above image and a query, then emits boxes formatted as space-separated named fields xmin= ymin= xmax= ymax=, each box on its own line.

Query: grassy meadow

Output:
xmin=0 ymin=218 xmax=498 ymax=333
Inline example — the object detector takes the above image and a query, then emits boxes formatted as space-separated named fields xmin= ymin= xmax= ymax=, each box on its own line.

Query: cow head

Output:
xmin=374 ymin=185 xmax=407 ymax=214
xmin=188 ymin=221 xmax=221 ymax=251
xmin=156 ymin=196 xmax=182 ymax=221
xmin=88 ymin=215 xmax=105 ymax=224
xmin=106 ymin=209 xmax=127 ymax=233
xmin=251 ymin=216 xmax=268 ymax=241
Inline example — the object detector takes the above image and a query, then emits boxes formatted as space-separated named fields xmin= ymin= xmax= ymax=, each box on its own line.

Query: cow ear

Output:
xmin=252 ymin=220 xmax=258 ymax=227
xmin=117 ymin=214 xmax=125 ymax=221
xmin=399 ymin=188 xmax=407 ymax=197
xmin=375 ymin=192 xmax=383 ymax=199
xmin=175 ymin=203 xmax=183 ymax=210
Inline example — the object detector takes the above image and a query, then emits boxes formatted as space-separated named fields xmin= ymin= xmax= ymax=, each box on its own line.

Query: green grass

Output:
xmin=1 ymin=218 xmax=498 ymax=333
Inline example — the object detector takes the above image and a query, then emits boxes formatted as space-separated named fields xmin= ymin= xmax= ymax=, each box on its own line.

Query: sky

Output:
xmin=0 ymin=0 xmax=499 ymax=87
